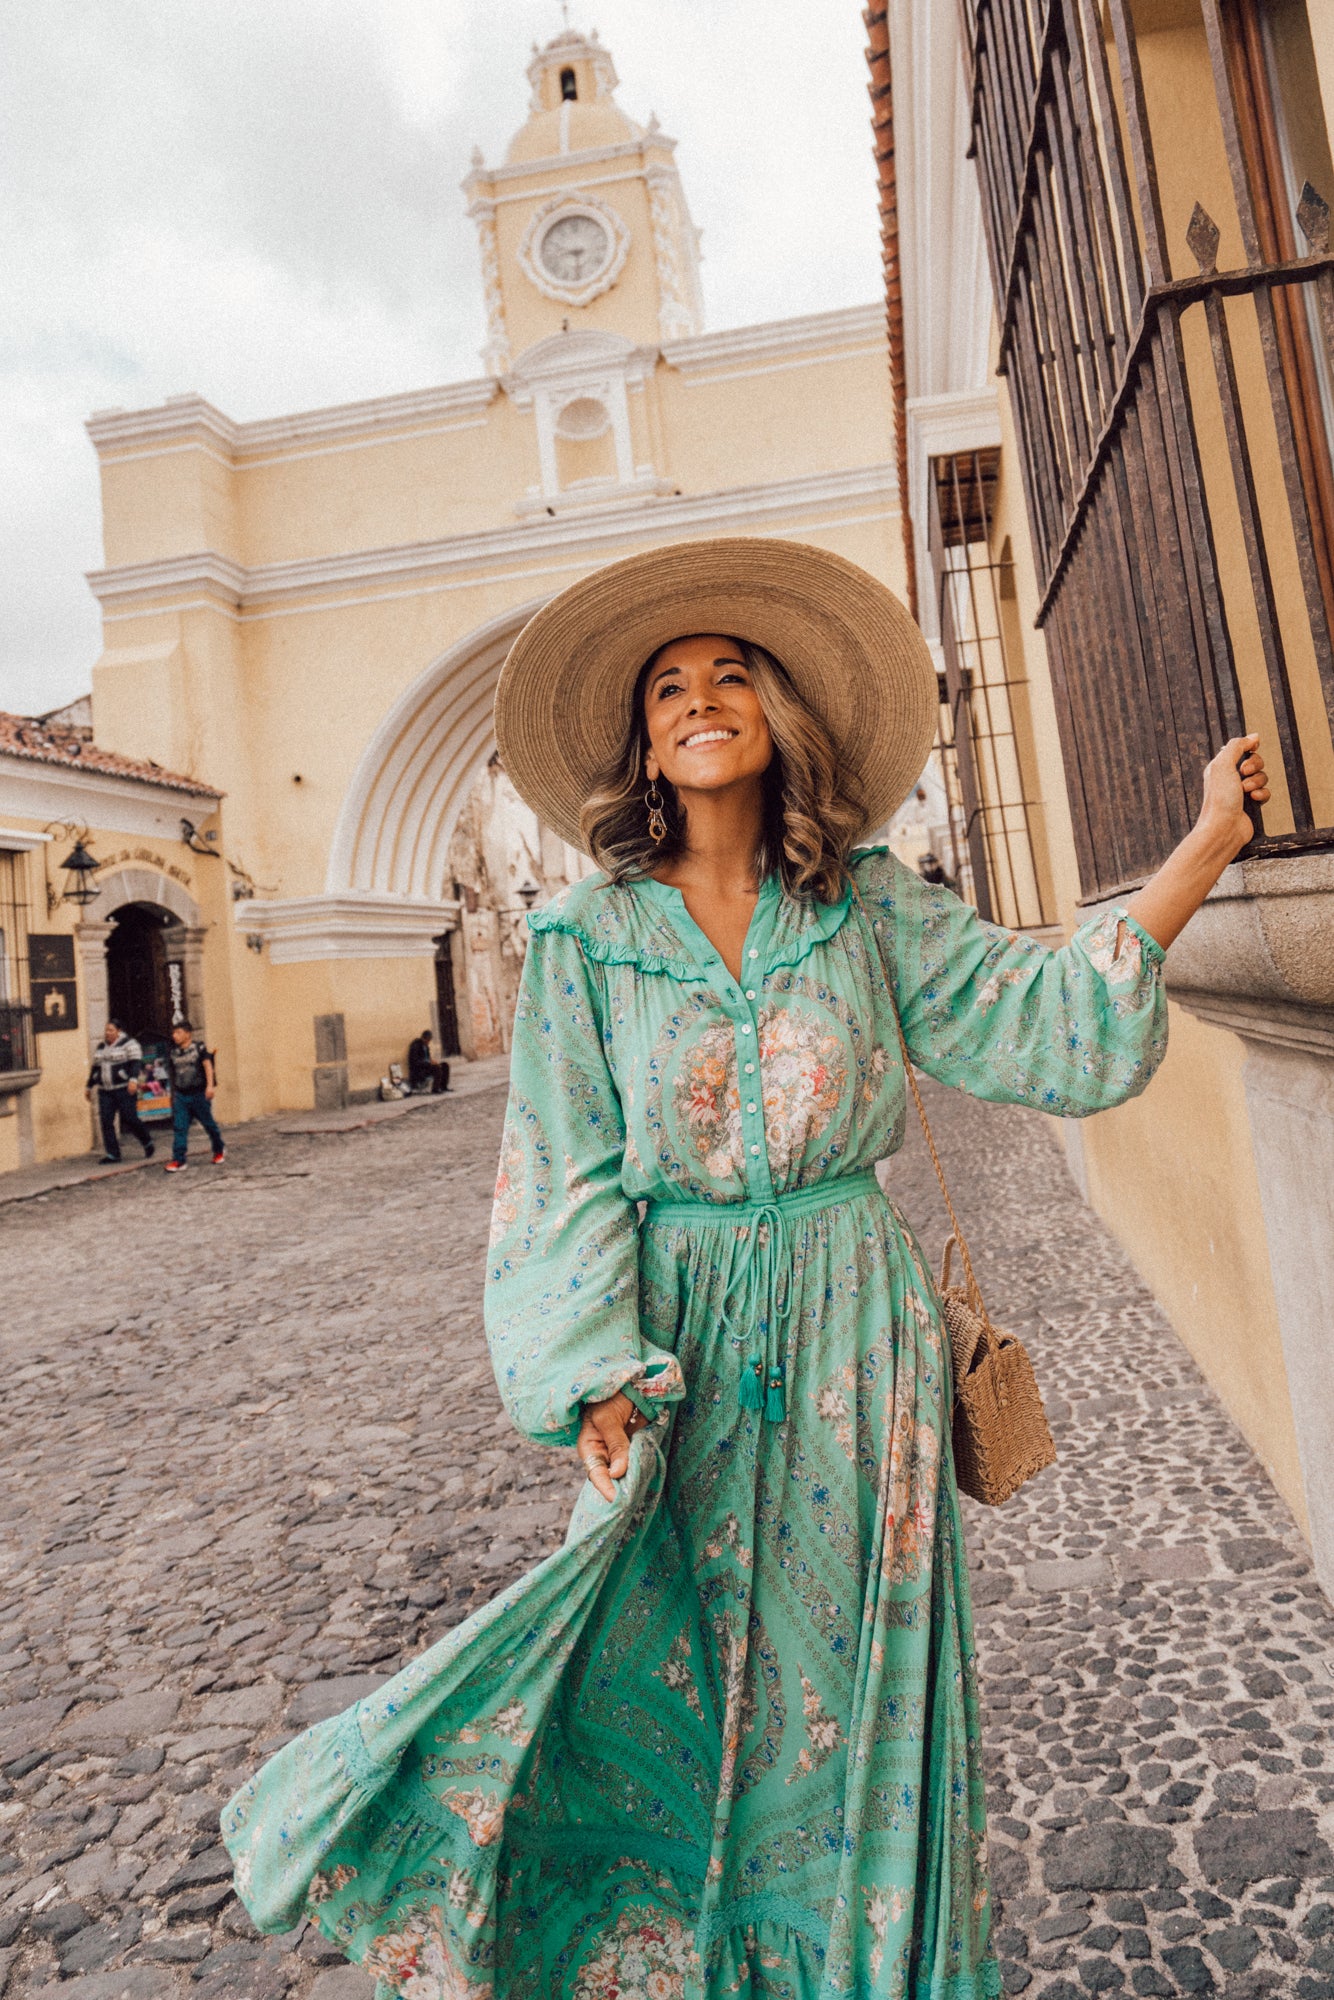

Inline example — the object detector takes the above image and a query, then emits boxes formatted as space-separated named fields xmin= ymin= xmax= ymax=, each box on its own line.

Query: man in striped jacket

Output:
xmin=85 ymin=1019 xmax=155 ymax=1164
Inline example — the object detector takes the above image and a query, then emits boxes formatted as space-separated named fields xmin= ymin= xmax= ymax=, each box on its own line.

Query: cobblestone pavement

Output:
xmin=1 ymin=1078 xmax=1331 ymax=1999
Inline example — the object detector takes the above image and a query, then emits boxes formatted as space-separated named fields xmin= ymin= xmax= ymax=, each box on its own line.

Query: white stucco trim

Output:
xmin=99 ymin=504 xmax=896 ymax=631
xmin=905 ymin=389 xmax=1004 ymax=640
xmin=326 ymin=601 xmax=548 ymax=902
xmin=87 ymin=462 xmax=898 ymax=620
xmin=87 ymin=380 xmax=498 ymax=464
xmin=86 ymin=306 xmax=885 ymax=467
xmin=0 ymin=757 xmax=219 ymax=840
xmin=888 ymin=0 xmax=999 ymax=626
xmin=239 ymin=892 xmax=460 ymax=964
xmin=462 ymin=136 xmax=671 ymax=192
xmin=0 ymin=826 xmax=54 ymax=851
xmin=663 ymin=305 xmax=885 ymax=376
xmin=82 ymin=865 xmax=203 ymax=929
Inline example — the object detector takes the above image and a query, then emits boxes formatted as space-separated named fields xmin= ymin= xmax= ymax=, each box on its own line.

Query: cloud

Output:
xmin=0 ymin=0 xmax=881 ymax=713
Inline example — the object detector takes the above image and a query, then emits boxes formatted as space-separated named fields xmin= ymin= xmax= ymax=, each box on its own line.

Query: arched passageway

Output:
xmin=76 ymin=866 xmax=207 ymax=1059
xmin=105 ymin=904 xmax=175 ymax=1044
xmin=326 ymin=600 xmax=548 ymax=900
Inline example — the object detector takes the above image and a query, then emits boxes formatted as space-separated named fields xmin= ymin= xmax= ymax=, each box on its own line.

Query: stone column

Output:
xmin=463 ymin=909 xmax=505 ymax=1058
xmin=75 ymin=921 xmax=113 ymax=1061
xmin=75 ymin=920 xmax=113 ymax=1151
xmin=176 ymin=925 xmax=209 ymax=1030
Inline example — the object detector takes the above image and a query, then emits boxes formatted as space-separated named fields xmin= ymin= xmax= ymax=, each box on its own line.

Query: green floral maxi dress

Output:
xmin=222 ymin=848 xmax=1167 ymax=2000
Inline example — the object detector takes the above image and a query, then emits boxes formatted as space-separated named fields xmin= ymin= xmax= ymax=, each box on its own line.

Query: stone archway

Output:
xmin=326 ymin=598 xmax=548 ymax=899
xmin=76 ymin=866 xmax=207 ymax=1063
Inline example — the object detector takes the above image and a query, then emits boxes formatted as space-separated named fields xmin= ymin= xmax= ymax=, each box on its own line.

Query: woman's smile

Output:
xmin=679 ymin=726 xmax=739 ymax=750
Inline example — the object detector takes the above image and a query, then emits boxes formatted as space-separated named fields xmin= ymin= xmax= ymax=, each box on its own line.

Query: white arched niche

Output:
xmin=243 ymin=601 xmax=550 ymax=964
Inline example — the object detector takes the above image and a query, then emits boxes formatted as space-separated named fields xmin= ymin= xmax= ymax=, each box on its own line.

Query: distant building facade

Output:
xmin=0 ymin=702 xmax=222 ymax=1168
xmin=1 ymin=28 xmax=906 ymax=1164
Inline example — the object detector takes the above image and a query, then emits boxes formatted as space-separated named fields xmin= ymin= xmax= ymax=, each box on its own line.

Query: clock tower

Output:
xmin=463 ymin=28 xmax=704 ymax=374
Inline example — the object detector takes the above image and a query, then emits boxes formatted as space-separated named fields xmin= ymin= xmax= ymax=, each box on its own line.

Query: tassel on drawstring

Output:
xmin=738 ymin=1358 xmax=765 ymax=1410
xmin=764 ymin=1362 xmax=787 ymax=1425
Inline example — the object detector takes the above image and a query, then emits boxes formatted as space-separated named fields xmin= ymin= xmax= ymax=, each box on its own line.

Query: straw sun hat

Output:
xmin=493 ymin=536 xmax=937 ymax=855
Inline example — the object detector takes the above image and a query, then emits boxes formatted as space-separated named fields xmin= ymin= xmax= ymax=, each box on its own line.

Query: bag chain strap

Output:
xmin=848 ymin=879 xmax=993 ymax=1329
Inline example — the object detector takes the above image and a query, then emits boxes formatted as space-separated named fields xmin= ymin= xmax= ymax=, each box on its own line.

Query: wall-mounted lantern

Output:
xmin=44 ymin=829 xmax=100 ymax=912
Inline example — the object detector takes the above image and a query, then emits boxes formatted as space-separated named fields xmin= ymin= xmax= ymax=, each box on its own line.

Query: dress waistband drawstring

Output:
xmin=643 ymin=1171 xmax=882 ymax=1423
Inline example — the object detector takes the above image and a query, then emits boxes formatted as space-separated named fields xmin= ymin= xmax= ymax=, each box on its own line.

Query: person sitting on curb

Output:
xmin=86 ymin=1019 xmax=155 ymax=1165
xmin=164 ymin=1019 xmax=225 ymax=1173
xmin=407 ymin=1028 xmax=451 ymax=1094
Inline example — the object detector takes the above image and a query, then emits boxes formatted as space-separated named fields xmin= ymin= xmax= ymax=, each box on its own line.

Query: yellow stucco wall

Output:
xmin=1076 ymin=1007 xmax=1305 ymax=1530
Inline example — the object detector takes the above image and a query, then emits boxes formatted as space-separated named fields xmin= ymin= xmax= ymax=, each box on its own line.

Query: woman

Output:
xmin=223 ymin=539 xmax=1268 ymax=2000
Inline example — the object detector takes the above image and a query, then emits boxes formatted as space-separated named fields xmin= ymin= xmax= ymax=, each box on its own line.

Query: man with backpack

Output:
xmin=164 ymin=1019 xmax=225 ymax=1172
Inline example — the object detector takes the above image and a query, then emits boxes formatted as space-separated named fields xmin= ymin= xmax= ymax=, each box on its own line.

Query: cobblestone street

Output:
xmin=1 ymin=1078 xmax=1332 ymax=2000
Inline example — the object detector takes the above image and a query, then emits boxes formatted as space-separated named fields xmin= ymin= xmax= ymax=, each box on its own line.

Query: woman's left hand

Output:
xmin=1126 ymin=733 xmax=1272 ymax=952
xmin=577 ymin=1391 xmax=645 ymax=1502
xmin=1197 ymin=733 xmax=1271 ymax=856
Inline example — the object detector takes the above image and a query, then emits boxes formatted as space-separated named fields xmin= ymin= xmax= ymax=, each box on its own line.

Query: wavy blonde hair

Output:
xmin=579 ymin=638 xmax=865 ymax=903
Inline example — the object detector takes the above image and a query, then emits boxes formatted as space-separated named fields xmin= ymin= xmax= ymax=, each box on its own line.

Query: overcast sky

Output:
xmin=1 ymin=1 xmax=882 ymax=716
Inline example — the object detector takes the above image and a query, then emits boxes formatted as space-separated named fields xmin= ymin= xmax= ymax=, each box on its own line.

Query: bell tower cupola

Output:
xmin=463 ymin=25 xmax=704 ymax=377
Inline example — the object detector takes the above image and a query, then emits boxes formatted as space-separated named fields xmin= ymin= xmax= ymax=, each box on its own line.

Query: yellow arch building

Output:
xmin=0 ymin=27 xmax=907 ymax=1161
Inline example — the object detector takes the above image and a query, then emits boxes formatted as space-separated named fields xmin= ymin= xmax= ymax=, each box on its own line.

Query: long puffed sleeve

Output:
xmin=852 ymin=847 xmax=1167 ymax=1117
xmin=484 ymin=921 xmax=685 ymax=1447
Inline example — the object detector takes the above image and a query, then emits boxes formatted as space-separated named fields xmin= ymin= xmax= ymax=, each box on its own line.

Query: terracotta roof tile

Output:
xmin=0 ymin=711 xmax=220 ymax=799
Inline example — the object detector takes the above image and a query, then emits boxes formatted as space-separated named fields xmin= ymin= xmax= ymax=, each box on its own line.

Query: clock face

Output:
xmin=539 ymin=213 xmax=611 ymax=286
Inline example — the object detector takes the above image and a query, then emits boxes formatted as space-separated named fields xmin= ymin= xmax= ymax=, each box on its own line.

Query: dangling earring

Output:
xmin=644 ymin=779 xmax=668 ymax=843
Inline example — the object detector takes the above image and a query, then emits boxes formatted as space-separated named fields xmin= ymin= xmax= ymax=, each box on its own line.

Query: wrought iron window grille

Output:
xmin=930 ymin=445 xmax=1056 ymax=931
xmin=959 ymin=0 xmax=1334 ymax=901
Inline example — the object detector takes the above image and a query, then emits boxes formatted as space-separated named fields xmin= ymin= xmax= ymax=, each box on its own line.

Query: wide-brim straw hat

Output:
xmin=494 ymin=536 xmax=937 ymax=855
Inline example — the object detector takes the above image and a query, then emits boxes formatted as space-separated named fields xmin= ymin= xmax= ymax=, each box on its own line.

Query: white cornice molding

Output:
xmin=87 ymin=461 xmax=898 ymax=618
xmin=0 ymin=826 xmax=54 ymax=851
xmin=0 ymin=756 xmax=219 ymax=842
xmin=503 ymin=329 xmax=658 ymax=397
xmin=87 ymin=381 xmax=498 ymax=466
xmin=905 ymin=389 xmax=1002 ymax=460
xmin=663 ymin=304 xmax=885 ymax=378
xmin=85 ymin=308 xmax=883 ymax=466
xmin=239 ymin=892 xmax=460 ymax=964
xmin=462 ymin=135 xmax=673 ymax=194
xmin=888 ymin=0 xmax=994 ymax=405
xmin=904 ymin=389 xmax=1003 ymax=643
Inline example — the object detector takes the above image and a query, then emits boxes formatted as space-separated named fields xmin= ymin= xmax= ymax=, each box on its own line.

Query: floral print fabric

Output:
xmin=222 ymin=850 xmax=1166 ymax=2000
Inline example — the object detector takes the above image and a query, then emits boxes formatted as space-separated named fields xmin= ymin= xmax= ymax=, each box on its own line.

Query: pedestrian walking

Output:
xmin=223 ymin=539 xmax=1269 ymax=1999
xmin=163 ymin=1020 xmax=224 ymax=1172
xmin=407 ymin=1027 xmax=450 ymax=1094
xmin=85 ymin=1019 xmax=154 ymax=1164
xmin=915 ymin=847 xmax=956 ymax=890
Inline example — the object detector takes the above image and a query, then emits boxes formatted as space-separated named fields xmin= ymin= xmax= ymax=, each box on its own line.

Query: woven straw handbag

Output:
xmin=934 ymin=1232 xmax=1057 ymax=1505
xmin=855 ymin=885 xmax=1058 ymax=1505
xmin=893 ymin=1012 xmax=1057 ymax=1505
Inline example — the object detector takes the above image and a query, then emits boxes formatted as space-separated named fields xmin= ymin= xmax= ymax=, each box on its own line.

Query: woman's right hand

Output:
xmin=577 ymin=1391 xmax=644 ymax=1502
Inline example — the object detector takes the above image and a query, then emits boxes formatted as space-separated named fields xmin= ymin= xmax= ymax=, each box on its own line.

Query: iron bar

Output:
xmin=1193 ymin=252 xmax=1311 ymax=824
xmin=1199 ymin=0 xmax=1334 ymax=735
xmin=1034 ymin=254 xmax=1334 ymax=626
